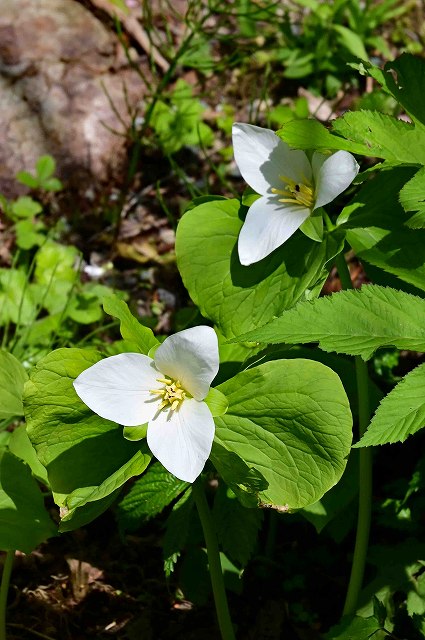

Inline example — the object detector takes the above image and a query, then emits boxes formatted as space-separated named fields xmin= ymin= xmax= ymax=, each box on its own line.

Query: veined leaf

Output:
xmin=383 ymin=54 xmax=425 ymax=127
xmin=0 ymin=350 xmax=28 ymax=419
xmin=215 ymin=359 xmax=352 ymax=510
xmin=339 ymin=167 xmax=425 ymax=292
xmin=399 ymin=166 xmax=425 ymax=229
xmin=176 ymin=197 xmax=343 ymax=339
xmin=24 ymin=348 xmax=152 ymax=526
xmin=103 ymin=296 xmax=159 ymax=354
xmin=0 ymin=450 xmax=56 ymax=552
xmin=232 ymin=285 xmax=425 ymax=361
xmin=116 ymin=462 xmax=188 ymax=532
xmin=356 ymin=363 xmax=425 ymax=447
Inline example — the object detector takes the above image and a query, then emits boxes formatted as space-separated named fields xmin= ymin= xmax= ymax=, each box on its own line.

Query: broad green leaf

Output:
xmin=204 ymin=387 xmax=228 ymax=417
xmin=278 ymin=111 xmax=425 ymax=163
xmin=116 ymin=462 xmax=188 ymax=532
xmin=339 ymin=167 xmax=425 ymax=292
xmin=277 ymin=119 xmax=370 ymax=154
xmin=325 ymin=614 xmax=387 ymax=640
xmin=16 ymin=170 xmax=38 ymax=189
xmin=331 ymin=110 xmax=425 ymax=164
xmin=123 ymin=424 xmax=148 ymax=441
xmin=35 ymin=155 xmax=55 ymax=181
xmin=103 ymin=295 xmax=159 ymax=354
xmin=59 ymin=490 xmax=120 ymax=533
xmin=65 ymin=446 xmax=150 ymax=512
xmin=67 ymin=291 xmax=103 ymax=324
xmin=332 ymin=24 xmax=368 ymax=60
xmin=34 ymin=240 xmax=78 ymax=313
xmin=399 ymin=166 xmax=425 ymax=229
xmin=233 ymin=285 xmax=425 ymax=360
xmin=0 ymin=350 xmax=28 ymax=419
xmin=8 ymin=425 xmax=48 ymax=485
xmin=15 ymin=219 xmax=46 ymax=250
xmin=163 ymin=489 xmax=193 ymax=576
xmin=356 ymin=363 xmax=425 ymax=447
xmin=176 ymin=198 xmax=343 ymax=339
xmin=213 ymin=484 xmax=263 ymax=567
xmin=11 ymin=196 xmax=42 ymax=219
xmin=0 ymin=269 xmax=37 ymax=325
xmin=0 ymin=449 xmax=56 ymax=552
xmin=210 ymin=442 xmax=268 ymax=508
xmin=214 ymin=359 xmax=352 ymax=510
xmin=24 ymin=348 xmax=152 ymax=516
xmin=383 ymin=54 xmax=425 ymax=127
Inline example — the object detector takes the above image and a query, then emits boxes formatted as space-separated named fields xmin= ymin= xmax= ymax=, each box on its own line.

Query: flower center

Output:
xmin=271 ymin=175 xmax=314 ymax=209
xmin=150 ymin=377 xmax=187 ymax=412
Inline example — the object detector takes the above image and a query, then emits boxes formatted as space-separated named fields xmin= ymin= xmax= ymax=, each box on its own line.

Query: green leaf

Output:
xmin=34 ymin=240 xmax=78 ymax=314
xmin=331 ymin=110 xmax=425 ymax=164
xmin=176 ymin=198 xmax=343 ymax=339
xmin=213 ymin=484 xmax=263 ymax=566
xmin=0 ymin=269 xmax=37 ymax=325
xmin=399 ymin=166 xmax=425 ymax=229
xmin=339 ymin=167 xmax=425 ymax=292
xmin=277 ymin=119 xmax=370 ymax=155
xmin=278 ymin=111 xmax=425 ymax=163
xmin=35 ymin=155 xmax=55 ymax=181
xmin=332 ymin=24 xmax=368 ymax=61
xmin=67 ymin=292 xmax=103 ymax=324
xmin=103 ymin=295 xmax=159 ymax=354
xmin=325 ymin=614 xmax=386 ymax=640
xmin=210 ymin=442 xmax=268 ymax=508
xmin=11 ymin=196 xmax=42 ymax=219
xmin=59 ymin=490 xmax=120 ymax=533
xmin=8 ymin=425 xmax=48 ymax=485
xmin=214 ymin=359 xmax=352 ymax=510
xmin=16 ymin=171 xmax=39 ymax=189
xmin=0 ymin=449 xmax=56 ymax=552
xmin=204 ymin=387 xmax=228 ymax=417
xmin=24 ymin=348 xmax=152 ymax=516
xmin=233 ymin=285 xmax=425 ymax=360
xmin=356 ymin=363 xmax=425 ymax=447
xmin=41 ymin=177 xmax=63 ymax=192
xmin=383 ymin=54 xmax=425 ymax=127
xmin=116 ymin=462 xmax=188 ymax=532
xmin=163 ymin=488 xmax=194 ymax=576
xmin=0 ymin=350 xmax=28 ymax=419
xmin=123 ymin=424 xmax=148 ymax=441
xmin=15 ymin=219 xmax=46 ymax=250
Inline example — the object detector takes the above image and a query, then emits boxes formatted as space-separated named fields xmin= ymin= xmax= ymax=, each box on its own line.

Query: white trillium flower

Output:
xmin=232 ymin=122 xmax=360 ymax=266
xmin=73 ymin=326 xmax=219 ymax=483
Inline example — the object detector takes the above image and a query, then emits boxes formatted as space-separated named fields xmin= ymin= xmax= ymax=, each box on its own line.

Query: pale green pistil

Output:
xmin=271 ymin=175 xmax=314 ymax=209
xmin=150 ymin=377 xmax=187 ymax=411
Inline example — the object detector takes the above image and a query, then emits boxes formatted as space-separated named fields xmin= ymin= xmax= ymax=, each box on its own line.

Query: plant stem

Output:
xmin=192 ymin=479 xmax=236 ymax=640
xmin=0 ymin=550 xmax=15 ymax=640
xmin=335 ymin=252 xmax=373 ymax=616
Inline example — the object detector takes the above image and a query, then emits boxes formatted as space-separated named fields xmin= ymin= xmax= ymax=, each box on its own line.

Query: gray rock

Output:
xmin=0 ymin=0 xmax=146 ymax=198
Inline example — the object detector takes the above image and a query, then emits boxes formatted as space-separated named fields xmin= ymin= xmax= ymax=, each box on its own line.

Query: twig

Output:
xmin=88 ymin=0 xmax=170 ymax=72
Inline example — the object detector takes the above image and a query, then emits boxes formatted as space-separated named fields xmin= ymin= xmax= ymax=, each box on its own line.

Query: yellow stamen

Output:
xmin=150 ymin=377 xmax=187 ymax=412
xmin=272 ymin=175 xmax=314 ymax=209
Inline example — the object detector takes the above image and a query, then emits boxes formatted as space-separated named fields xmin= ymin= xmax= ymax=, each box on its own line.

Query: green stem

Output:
xmin=335 ymin=253 xmax=373 ymax=616
xmin=0 ymin=550 xmax=15 ymax=640
xmin=192 ymin=479 xmax=236 ymax=640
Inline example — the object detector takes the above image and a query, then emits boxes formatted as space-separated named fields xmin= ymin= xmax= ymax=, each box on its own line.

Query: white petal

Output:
xmin=73 ymin=353 xmax=161 ymax=426
xmin=232 ymin=123 xmax=312 ymax=196
xmin=237 ymin=196 xmax=310 ymax=266
xmin=147 ymin=399 xmax=215 ymax=482
xmin=154 ymin=326 xmax=219 ymax=401
xmin=313 ymin=150 xmax=359 ymax=209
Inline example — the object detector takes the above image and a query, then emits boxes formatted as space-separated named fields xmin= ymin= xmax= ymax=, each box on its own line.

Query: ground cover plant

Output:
xmin=1 ymin=1 xmax=425 ymax=639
